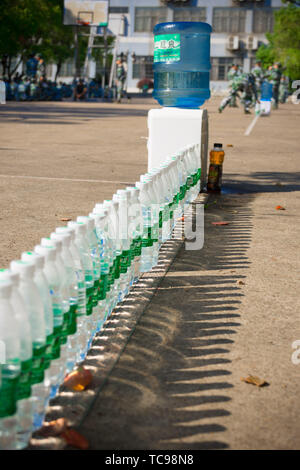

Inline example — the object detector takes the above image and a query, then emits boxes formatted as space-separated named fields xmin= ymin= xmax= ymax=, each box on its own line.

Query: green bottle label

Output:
xmin=44 ymin=333 xmax=54 ymax=370
xmin=86 ymin=286 xmax=94 ymax=316
xmin=68 ymin=303 xmax=77 ymax=335
xmin=92 ymin=280 xmax=100 ymax=308
xmin=51 ymin=326 xmax=62 ymax=360
xmin=154 ymin=33 xmax=180 ymax=63
xmin=60 ymin=310 xmax=71 ymax=345
xmin=31 ymin=343 xmax=46 ymax=385
xmin=16 ymin=358 xmax=32 ymax=400
xmin=134 ymin=237 xmax=142 ymax=257
xmin=197 ymin=168 xmax=201 ymax=181
xmin=159 ymin=211 xmax=163 ymax=228
xmin=0 ymin=375 xmax=19 ymax=418
xmin=113 ymin=256 xmax=120 ymax=280
xmin=120 ymin=250 xmax=130 ymax=274
xmin=99 ymin=273 xmax=108 ymax=300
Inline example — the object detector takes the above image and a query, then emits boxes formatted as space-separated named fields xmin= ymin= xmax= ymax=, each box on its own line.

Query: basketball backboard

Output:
xmin=64 ymin=0 xmax=109 ymax=26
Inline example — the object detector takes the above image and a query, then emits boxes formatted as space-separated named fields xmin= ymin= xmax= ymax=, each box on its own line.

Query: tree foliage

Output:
xmin=256 ymin=3 xmax=300 ymax=80
xmin=0 ymin=0 xmax=74 ymax=78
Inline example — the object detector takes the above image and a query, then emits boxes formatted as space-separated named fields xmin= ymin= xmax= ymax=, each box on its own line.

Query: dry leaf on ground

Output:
xmin=227 ymin=144 xmax=234 ymax=147
xmin=211 ymin=221 xmax=230 ymax=226
xmin=60 ymin=217 xmax=72 ymax=222
xmin=275 ymin=206 xmax=285 ymax=211
xmin=61 ymin=429 xmax=89 ymax=450
xmin=64 ymin=366 xmax=93 ymax=391
xmin=237 ymin=280 xmax=245 ymax=286
xmin=241 ymin=375 xmax=269 ymax=387
xmin=39 ymin=418 xmax=69 ymax=437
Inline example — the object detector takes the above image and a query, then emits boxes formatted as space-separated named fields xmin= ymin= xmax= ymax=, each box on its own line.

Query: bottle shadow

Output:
xmin=76 ymin=193 xmax=254 ymax=450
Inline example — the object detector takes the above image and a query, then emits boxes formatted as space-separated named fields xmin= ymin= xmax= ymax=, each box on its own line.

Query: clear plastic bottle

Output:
xmin=0 ymin=280 xmax=21 ymax=450
xmin=31 ymin=245 xmax=65 ymax=401
xmin=126 ymin=187 xmax=143 ymax=284
xmin=0 ymin=270 xmax=33 ymax=449
xmin=77 ymin=216 xmax=101 ymax=337
xmin=10 ymin=261 xmax=48 ymax=431
xmin=89 ymin=211 xmax=110 ymax=327
xmin=55 ymin=226 xmax=88 ymax=364
xmin=113 ymin=191 xmax=131 ymax=299
xmin=50 ymin=231 xmax=78 ymax=372
xmin=67 ymin=221 xmax=94 ymax=353
xmin=136 ymin=181 xmax=154 ymax=272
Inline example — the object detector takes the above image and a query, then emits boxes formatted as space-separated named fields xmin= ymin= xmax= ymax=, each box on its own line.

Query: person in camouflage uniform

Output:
xmin=279 ymin=75 xmax=289 ymax=104
xmin=266 ymin=63 xmax=282 ymax=109
xmin=240 ymin=72 xmax=258 ymax=114
xmin=218 ymin=64 xmax=242 ymax=112
xmin=251 ymin=61 xmax=264 ymax=97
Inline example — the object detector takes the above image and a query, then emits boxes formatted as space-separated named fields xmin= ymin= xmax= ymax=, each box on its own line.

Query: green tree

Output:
xmin=256 ymin=3 xmax=300 ymax=80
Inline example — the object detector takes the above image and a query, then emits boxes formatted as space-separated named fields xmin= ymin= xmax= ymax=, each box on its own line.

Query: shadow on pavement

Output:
xmin=76 ymin=194 xmax=254 ymax=450
xmin=223 ymin=171 xmax=300 ymax=193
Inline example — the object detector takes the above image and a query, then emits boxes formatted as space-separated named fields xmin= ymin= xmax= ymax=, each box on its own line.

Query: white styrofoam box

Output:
xmin=147 ymin=107 xmax=205 ymax=172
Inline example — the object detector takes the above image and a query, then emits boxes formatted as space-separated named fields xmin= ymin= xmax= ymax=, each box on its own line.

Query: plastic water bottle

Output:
xmin=10 ymin=261 xmax=48 ymax=431
xmin=77 ymin=216 xmax=101 ymax=336
xmin=136 ymin=181 xmax=154 ymax=272
xmin=141 ymin=175 xmax=160 ymax=267
xmin=0 ymin=270 xmax=33 ymax=449
xmin=67 ymin=221 xmax=94 ymax=352
xmin=101 ymin=200 xmax=121 ymax=307
xmin=0 ymin=280 xmax=21 ymax=450
xmin=153 ymin=21 xmax=212 ymax=108
xmin=126 ymin=187 xmax=143 ymax=284
xmin=55 ymin=226 xmax=88 ymax=364
xmin=89 ymin=211 xmax=110 ymax=327
xmin=113 ymin=191 xmax=131 ymax=299
xmin=50 ymin=231 xmax=79 ymax=372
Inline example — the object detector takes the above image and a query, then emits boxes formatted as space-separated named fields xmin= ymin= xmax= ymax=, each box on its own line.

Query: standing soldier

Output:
xmin=279 ymin=75 xmax=289 ymax=104
xmin=116 ymin=57 xmax=127 ymax=103
xmin=251 ymin=60 xmax=264 ymax=97
xmin=267 ymin=63 xmax=282 ymax=109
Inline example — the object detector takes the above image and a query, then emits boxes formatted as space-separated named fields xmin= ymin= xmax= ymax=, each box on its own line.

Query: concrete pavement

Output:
xmin=0 ymin=96 xmax=299 ymax=449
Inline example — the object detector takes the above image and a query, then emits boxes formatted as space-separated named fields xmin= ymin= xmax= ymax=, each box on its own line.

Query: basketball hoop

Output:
xmin=77 ymin=19 xmax=91 ymax=26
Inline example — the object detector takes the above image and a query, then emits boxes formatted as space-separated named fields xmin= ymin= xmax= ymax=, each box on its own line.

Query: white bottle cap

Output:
xmin=68 ymin=221 xmax=87 ymax=236
xmin=10 ymin=260 xmax=35 ymax=278
xmin=50 ymin=232 xmax=71 ymax=248
xmin=21 ymin=251 xmax=45 ymax=269
xmin=0 ymin=269 xmax=20 ymax=286
xmin=0 ymin=279 xmax=13 ymax=298
xmin=77 ymin=216 xmax=95 ymax=231
xmin=34 ymin=244 xmax=56 ymax=261
xmin=41 ymin=237 xmax=62 ymax=254
xmin=56 ymin=225 xmax=76 ymax=241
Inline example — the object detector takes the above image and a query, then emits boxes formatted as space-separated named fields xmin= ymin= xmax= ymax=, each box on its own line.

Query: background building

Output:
xmin=41 ymin=0 xmax=285 ymax=92
xmin=106 ymin=0 xmax=284 ymax=93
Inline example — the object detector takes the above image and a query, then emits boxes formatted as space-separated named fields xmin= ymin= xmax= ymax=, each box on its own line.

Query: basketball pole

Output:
xmin=73 ymin=25 xmax=80 ymax=80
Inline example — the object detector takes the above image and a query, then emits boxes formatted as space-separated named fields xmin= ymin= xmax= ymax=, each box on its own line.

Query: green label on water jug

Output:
xmin=154 ymin=34 xmax=180 ymax=63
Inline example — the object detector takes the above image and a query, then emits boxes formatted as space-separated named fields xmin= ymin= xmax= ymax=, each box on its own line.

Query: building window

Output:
xmin=253 ymin=8 xmax=277 ymax=34
xmin=213 ymin=8 xmax=246 ymax=33
xmin=58 ymin=60 xmax=76 ymax=77
xmin=109 ymin=7 xmax=129 ymax=14
xmin=132 ymin=56 xmax=154 ymax=80
xmin=173 ymin=7 xmax=206 ymax=23
xmin=134 ymin=7 xmax=167 ymax=33
xmin=211 ymin=57 xmax=243 ymax=81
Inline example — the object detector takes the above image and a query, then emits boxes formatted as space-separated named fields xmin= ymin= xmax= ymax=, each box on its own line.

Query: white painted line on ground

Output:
xmin=244 ymin=113 xmax=260 ymax=136
xmin=0 ymin=174 xmax=133 ymax=185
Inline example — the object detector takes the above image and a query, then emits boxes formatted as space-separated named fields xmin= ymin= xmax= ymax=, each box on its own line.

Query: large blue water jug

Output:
xmin=261 ymin=81 xmax=273 ymax=101
xmin=153 ymin=22 xmax=212 ymax=108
